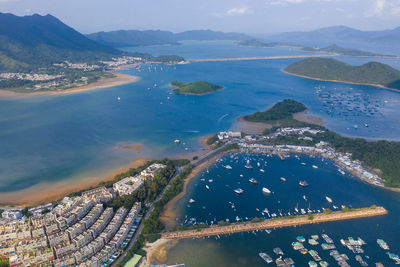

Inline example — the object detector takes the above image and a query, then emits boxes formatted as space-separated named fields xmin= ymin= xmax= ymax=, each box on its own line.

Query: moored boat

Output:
xmin=249 ymin=178 xmax=258 ymax=184
xmin=262 ymin=187 xmax=271 ymax=194
xmin=234 ymin=188 xmax=244 ymax=194
xmin=258 ymin=252 xmax=273 ymax=263
xmin=299 ymin=180 xmax=309 ymax=187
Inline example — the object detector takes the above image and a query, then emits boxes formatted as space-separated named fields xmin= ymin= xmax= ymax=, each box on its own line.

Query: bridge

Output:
xmin=162 ymin=206 xmax=387 ymax=240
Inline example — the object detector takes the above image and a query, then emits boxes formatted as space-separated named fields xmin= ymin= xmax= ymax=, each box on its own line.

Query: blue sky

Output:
xmin=1 ymin=0 xmax=400 ymax=34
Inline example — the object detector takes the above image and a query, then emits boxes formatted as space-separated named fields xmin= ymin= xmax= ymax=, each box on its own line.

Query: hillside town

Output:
xmin=0 ymin=163 xmax=166 ymax=267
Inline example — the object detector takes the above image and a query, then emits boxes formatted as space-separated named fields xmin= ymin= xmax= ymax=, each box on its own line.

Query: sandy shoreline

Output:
xmin=0 ymin=73 xmax=139 ymax=98
xmin=0 ymin=157 xmax=151 ymax=207
xmin=282 ymin=69 xmax=400 ymax=93
xmin=141 ymin=238 xmax=178 ymax=266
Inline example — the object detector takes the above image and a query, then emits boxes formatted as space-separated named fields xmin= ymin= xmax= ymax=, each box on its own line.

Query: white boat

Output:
xmin=225 ymin=165 xmax=232 ymax=170
xmin=117 ymin=96 xmax=121 ymax=101
xmin=205 ymin=185 xmax=210 ymax=190
xmin=262 ymin=187 xmax=271 ymax=194
xmin=303 ymin=195 xmax=307 ymax=201
xmin=260 ymin=169 xmax=265 ymax=172
xmin=239 ymin=174 xmax=244 ymax=177
xmin=188 ymin=198 xmax=195 ymax=203
xmin=301 ymin=162 xmax=306 ymax=166
xmin=280 ymin=177 xmax=286 ymax=182
xmin=257 ymin=162 xmax=261 ymax=168
xmin=312 ymin=165 xmax=318 ymax=169
xmin=174 ymin=139 xmax=181 ymax=144
xmin=208 ymin=179 xmax=213 ymax=183
xmin=325 ymin=196 xmax=333 ymax=203
xmin=234 ymin=188 xmax=244 ymax=194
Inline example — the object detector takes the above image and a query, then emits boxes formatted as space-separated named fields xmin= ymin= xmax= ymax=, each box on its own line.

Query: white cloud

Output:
xmin=364 ymin=0 xmax=400 ymax=17
xmin=226 ymin=7 xmax=251 ymax=15
xmin=212 ymin=6 xmax=252 ymax=17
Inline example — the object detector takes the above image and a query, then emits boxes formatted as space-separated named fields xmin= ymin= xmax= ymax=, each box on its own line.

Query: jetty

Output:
xmin=162 ymin=206 xmax=387 ymax=240
xmin=187 ymin=54 xmax=336 ymax=63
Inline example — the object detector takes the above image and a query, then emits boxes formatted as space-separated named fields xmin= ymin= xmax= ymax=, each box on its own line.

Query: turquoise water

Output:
xmin=164 ymin=153 xmax=400 ymax=266
xmin=1 ymin=41 xmax=400 ymax=194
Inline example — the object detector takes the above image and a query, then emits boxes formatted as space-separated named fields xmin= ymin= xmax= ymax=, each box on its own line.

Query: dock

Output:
xmin=162 ymin=206 xmax=387 ymax=240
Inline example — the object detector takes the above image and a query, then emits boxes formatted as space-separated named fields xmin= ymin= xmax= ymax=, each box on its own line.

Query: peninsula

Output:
xmin=171 ymin=81 xmax=223 ymax=95
xmin=301 ymin=44 xmax=396 ymax=58
xmin=284 ymin=58 xmax=400 ymax=90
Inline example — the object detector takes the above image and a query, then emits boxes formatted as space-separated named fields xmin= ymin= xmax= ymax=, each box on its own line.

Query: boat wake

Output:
xmin=218 ymin=113 xmax=229 ymax=123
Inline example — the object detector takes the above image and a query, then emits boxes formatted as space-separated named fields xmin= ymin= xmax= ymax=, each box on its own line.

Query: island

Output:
xmin=171 ymin=80 xmax=223 ymax=95
xmin=284 ymin=58 xmax=400 ymax=90
xmin=236 ymin=39 xmax=282 ymax=48
xmin=301 ymin=44 xmax=396 ymax=58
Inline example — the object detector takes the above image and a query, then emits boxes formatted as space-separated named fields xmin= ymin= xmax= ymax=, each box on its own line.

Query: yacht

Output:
xmin=262 ymin=187 xmax=271 ymax=194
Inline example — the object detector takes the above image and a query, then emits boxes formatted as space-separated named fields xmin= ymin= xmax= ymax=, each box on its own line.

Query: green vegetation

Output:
xmin=171 ymin=81 xmax=223 ymax=95
xmin=284 ymin=58 xmax=400 ymax=90
xmin=206 ymin=134 xmax=219 ymax=145
xmin=243 ymin=99 xmax=307 ymax=122
xmin=308 ymin=214 xmax=314 ymax=220
xmin=142 ymin=164 xmax=193 ymax=235
xmin=301 ymin=44 xmax=396 ymax=58
xmin=0 ymin=258 xmax=9 ymax=267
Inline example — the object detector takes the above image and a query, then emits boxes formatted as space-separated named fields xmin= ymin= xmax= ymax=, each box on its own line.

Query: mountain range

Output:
xmin=265 ymin=26 xmax=400 ymax=53
xmin=0 ymin=12 xmax=122 ymax=72
xmin=86 ymin=29 xmax=251 ymax=47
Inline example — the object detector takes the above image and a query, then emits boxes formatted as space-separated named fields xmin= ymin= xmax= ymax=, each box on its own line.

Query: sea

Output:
xmin=0 ymin=40 xmax=400 ymax=198
xmin=163 ymin=153 xmax=400 ymax=267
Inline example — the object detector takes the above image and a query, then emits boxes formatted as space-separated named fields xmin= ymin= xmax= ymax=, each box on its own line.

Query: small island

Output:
xmin=236 ymin=39 xmax=281 ymax=48
xmin=243 ymin=99 xmax=307 ymax=122
xmin=284 ymin=58 xmax=400 ymax=90
xmin=171 ymin=81 xmax=223 ymax=95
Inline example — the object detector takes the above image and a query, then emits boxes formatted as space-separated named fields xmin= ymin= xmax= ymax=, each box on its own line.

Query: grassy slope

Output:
xmin=243 ymin=99 xmax=307 ymax=122
xmin=284 ymin=58 xmax=400 ymax=89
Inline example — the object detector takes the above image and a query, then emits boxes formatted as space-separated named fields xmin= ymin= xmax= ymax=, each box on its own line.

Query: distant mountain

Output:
xmin=266 ymin=26 xmax=400 ymax=53
xmin=236 ymin=39 xmax=281 ymax=48
xmin=284 ymin=58 xmax=400 ymax=90
xmin=301 ymin=44 xmax=396 ymax=58
xmin=0 ymin=12 xmax=122 ymax=72
xmin=87 ymin=29 xmax=251 ymax=47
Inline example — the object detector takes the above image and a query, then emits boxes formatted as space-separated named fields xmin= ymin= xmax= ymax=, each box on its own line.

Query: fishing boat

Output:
xmin=245 ymin=160 xmax=253 ymax=169
xmin=260 ymin=169 xmax=265 ymax=172
xmin=301 ymin=162 xmax=306 ymax=166
xmin=249 ymin=178 xmax=258 ymax=184
xmin=319 ymin=261 xmax=329 ymax=267
xmin=322 ymin=234 xmax=334 ymax=244
xmin=309 ymin=239 xmax=319 ymax=245
xmin=297 ymin=236 xmax=306 ymax=243
xmin=258 ymin=253 xmax=273 ymax=263
xmin=273 ymin=247 xmax=284 ymax=255
xmin=234 ymin=188 xmax=244 ymax=194
xmin=311 ymin=235 xmax=319 ymax=240
xmin=205 ymin=185 xmax=210 ymax=190
xmin=292 ymin=241 xmax=304 ymax=250
xmin=225 ymin=165 xmax=232 ymax=170
xmin=257 ymin=162 xmax=261 ymax=168
xmin=280 ymin=177 xmax=286 ymax=182
xmin=262 ymin=187 xmax=271 ymax=194
xmin=208 ymin=179 xmax=213 ymax=183
xmin=326 ymin=196 xmax=333 ymax=203
xmin=299 ymin=180 xmax=309 ymax=187
xmin=377 ymin=239 xmax=389 ymax=250
xmin=174 ymin=139 xmax=181 ymax=144
xmin=312 ymin=165 xmax=318 ymax=169
xmin=309 ymin=261 xmax=318 ymax=267
xmin=303 ymin=195 xmax=307 ymax=201
xmin=188 ymin=198 xmax=195 ymax=203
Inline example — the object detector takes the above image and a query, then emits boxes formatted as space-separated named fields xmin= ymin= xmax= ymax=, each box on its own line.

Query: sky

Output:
xmin=0 ymin=0 xmax=400 ymax=34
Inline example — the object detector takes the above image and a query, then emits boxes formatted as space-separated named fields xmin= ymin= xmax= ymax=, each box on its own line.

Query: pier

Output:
xmin=162 ymin=206 xmax=387 ymax=240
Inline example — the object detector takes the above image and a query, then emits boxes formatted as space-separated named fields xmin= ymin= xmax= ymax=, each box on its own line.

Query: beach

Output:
xmin=0 ymin=157 xmax=150 ymax=207
xmin=0 ymin=73 xmax=139 ymax=98
xmin=141 ymin=238 xmax=178 ymax=266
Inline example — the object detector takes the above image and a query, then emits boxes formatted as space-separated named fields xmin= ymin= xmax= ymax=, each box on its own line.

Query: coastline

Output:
xmin=141 ymin=238 xmax=178 ymax=266
xmin=282 ymin=69 xmax=400 ymax=93
xmin=187 ymin=54 xmax=336 ymax=63
xmin=0 ymin=157 xmax=151 ymax=207
xmin=0 ymin=73 xmax=139 ymax=98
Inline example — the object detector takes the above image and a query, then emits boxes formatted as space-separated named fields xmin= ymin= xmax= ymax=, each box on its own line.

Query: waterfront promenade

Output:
xmin=162 ymin=206 xmax=387 ymax=240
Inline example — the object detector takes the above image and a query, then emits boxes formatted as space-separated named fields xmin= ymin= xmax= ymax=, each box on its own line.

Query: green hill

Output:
xmin=243 ymin=99 xmax=307 ymax=122
xmin=171 ymin=81 xmax=223 ymax=95
xmin=284 ymin=58 xmax=400 ymax=90
xmin=0 ymin=12 xmax=122 ymax=72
